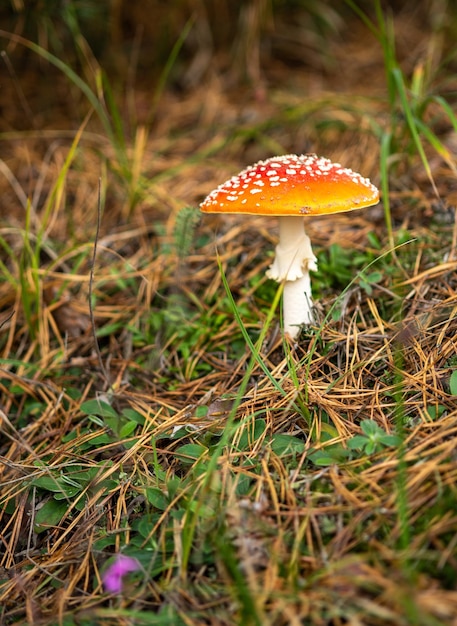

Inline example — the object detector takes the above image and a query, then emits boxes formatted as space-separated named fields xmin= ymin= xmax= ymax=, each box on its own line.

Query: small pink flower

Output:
xmin=102 ymin=554 xmax=140 ymax=593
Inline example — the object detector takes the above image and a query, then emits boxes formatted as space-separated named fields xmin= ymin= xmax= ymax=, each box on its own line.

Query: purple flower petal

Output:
xmin=102 ymin=554 xmax=140 ymax=593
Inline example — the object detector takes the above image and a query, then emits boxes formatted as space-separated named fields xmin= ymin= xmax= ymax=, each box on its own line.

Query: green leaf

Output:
xmin=360 ymin=419 xmax=383 ymax=437
xmin=78 ymin=433 xmax=114 ymax=450
xmin=31 ymin=475 xmax=65 ymax=493
xmin=135 ymin=516 xmax=160 ymax=544
xmin=347 ymin=435 xmax=369 ymax=450
xmin=165 ymin=477 xmax=182 ymax=500
xmin=93 ymin=535 xmax=117 ymax=551
xmin=427 ymin=404 xmax=446 ymax=420
xmin=175 ymin=443 xmax=207 ymax=463
xmin=381 ymin=434 xmax=402 ymax=447
xmin=237 ymin=419 xmax=266 ymax=451
xmin=122 ymin=408 xmax=146 ymax=424
xmin=119 ymin=421 xmax=138 ymax=438
xmin=319 ymin=423 xmax=340 ymax=439
xmin=309 ymin=453 xmax=340 ymax=466
xmin=235 ymin=473 xmax=252 ymax=496
xmin=449 ymin=370 xmax=457 ymax=396
xmin=34 ymin=499 xmax=68 ymax=533
xmin=53 ymin=485 xmax=82 ymax=499
xmin=364 ymin=441 xmax=377 ymax=455
xmin=195 ymin=405 xmax=209 ymax=418
xmin=366 ymin=270 xmax=383 ymax=283
xmin=145 ymin=487 xmax=169 ymax=511
xmin=308 ymin=446 xmax=350 ymax=466
xmin=270 ymin=433 xmax=305 ymax=456
xmin=103 ymin=415 xmax=122 ymax=433
xmin=80 ymin=398 xmax=119 ymax=418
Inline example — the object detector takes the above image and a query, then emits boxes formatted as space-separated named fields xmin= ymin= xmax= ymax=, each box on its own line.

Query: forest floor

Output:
xmin=1 ymin=3 xmax=457 ymax=625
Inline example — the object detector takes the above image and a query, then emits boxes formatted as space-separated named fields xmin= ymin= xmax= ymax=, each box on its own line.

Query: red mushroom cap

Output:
xmin=200 ymin=154 xmax=379 ymax=216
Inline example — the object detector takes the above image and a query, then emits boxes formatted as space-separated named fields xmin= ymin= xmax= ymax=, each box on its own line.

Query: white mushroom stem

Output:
xmin=265 ymin=216 xmax=318 ymax=338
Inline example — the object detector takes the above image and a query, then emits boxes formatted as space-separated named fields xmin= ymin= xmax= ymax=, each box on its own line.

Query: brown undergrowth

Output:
xmin=1 ymin=2 xmax=457 ymax=625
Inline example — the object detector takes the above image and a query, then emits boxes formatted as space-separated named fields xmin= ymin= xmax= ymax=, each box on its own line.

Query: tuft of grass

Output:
xmin=347 ymin=0 xmax=457 ymax=249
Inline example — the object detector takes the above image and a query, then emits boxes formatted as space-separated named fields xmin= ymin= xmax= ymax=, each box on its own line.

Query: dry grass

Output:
xmin=1 ymin=2 xmax=457 ymax=625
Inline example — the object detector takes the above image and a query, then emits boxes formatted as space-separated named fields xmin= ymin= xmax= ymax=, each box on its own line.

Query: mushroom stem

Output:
xmin=266 ymin=216 xmax=317 ymax=338
xmin=283 ymin=272 xmax=313 ymax=337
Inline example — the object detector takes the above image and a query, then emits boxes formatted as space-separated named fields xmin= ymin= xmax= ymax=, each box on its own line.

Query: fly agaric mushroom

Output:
xmin=200 ymin=154 xmax=379 ymax=338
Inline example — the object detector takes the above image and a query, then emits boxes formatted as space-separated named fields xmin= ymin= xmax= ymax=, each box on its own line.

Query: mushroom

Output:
xmin=200 ymin=154 xmax=379 ymax=338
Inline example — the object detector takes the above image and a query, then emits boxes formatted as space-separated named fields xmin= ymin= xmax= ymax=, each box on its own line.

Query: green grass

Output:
xmin=1 ymin=1 xmax=457 ymax=625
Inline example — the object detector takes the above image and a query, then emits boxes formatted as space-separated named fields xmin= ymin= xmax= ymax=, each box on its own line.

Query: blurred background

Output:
xmin=2 ymin=0 xmax=456 ymax=130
